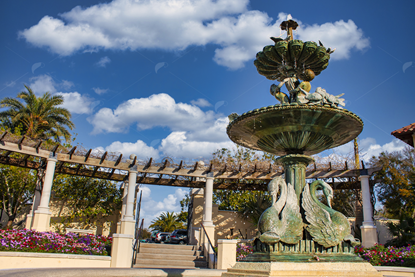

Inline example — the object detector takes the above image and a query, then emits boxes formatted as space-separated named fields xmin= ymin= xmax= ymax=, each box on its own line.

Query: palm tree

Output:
xmin=0 ymin=85 xmax=74 ymax=142
xmin=149 ymin=211 xmax=184 ymax=232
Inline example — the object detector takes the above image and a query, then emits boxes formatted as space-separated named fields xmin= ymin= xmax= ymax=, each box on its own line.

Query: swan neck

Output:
xmin=310 ymin=181 xmax=332 ymax=213
xmin=274 ymin=181 xmax=287 ymax=213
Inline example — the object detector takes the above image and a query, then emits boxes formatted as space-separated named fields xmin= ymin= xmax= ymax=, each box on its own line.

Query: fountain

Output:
xmin=223 ymin=15 xmax=382 ymax=277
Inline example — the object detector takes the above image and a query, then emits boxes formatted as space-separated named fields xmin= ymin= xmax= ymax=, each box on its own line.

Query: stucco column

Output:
xmin=203 ymin=173 xmax=214 ymax=226
xmin=32 ymin=154 xmax=57 ymax=232
xmin=203 ymin=172 xmax=215 ymax=268
xmin=117 ymin=181 xmax=129 ymax=233
xmin=25 ymin=177 xmax=42 ymax=229
xmin=359 ymin=170 xmax=378 ymax=247
xmin=121 ymin=166 xmax=137 ymax=236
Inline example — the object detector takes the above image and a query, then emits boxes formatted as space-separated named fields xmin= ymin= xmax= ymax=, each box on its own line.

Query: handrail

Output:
xmin=200 ymin=222 xmax=217 ymax=269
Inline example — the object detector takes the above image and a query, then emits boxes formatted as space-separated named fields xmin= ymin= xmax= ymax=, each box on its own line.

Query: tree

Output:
xmin=149 ymin=212 xmax=184 ymax=232
xmin=0 ymin=85 xmax=74 ymax=142
xmin=51 ymin=175 xmax=122 ymax=232
xmin=0 ymin=164 xmax=36 ymax=228
xmin=369 ymin=147 xmax=415 ymax=218
xmin=237 ymin=191 xmax=271 ymax=225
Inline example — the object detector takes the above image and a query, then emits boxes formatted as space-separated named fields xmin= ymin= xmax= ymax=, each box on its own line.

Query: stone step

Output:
xmin=133 ymin=264 xmax=205 ymax=269
xmin=136 ymin=253 xmax=205 ymax=261
xmin=135 ymin=258 xmax=207 ymax=268
xmin=139 ymin=247 xmax=203 ymax=257
xmin=140 ymin=243 xmax=196 ymax=250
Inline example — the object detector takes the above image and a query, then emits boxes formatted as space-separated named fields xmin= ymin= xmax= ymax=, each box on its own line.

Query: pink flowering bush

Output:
xmin=236 ymin=243 xmax=253 ymax=261
xmin=355 ymin=244 xmax=415 ymax=267
xmin=0 ymin=229 xmax=111 ymax=256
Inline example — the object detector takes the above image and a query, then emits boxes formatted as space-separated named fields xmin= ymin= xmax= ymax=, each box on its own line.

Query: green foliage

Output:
xmin=385 ymin=216 xmax=415 ymax=247
xmin=52 ymin=175 xmax=122 ymax=231
xmin=149 ymin=211 xmax=184 ymax=232
xmin=369 ymin=148 xmax=415 ymax=218
xmin=237 ymin=192 xmax=271 ymax=225
xmin=139 ymin=228 xmax=152 ymax=239
xmin=0 ymin=85 xmax=74 ymax=143
xmin=0 ymin=165 xmax=36 ymax=228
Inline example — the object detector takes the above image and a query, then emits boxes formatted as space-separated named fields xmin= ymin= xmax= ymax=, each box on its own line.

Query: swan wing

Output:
xmin=302 ymin=184 xmax=340 ymax=248
xmin=280 ymin=183 xmax=303 ymax=244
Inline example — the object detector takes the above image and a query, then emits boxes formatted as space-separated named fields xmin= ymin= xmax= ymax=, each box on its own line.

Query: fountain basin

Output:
xmin=227 ymin=104 xmax=363 ymax=156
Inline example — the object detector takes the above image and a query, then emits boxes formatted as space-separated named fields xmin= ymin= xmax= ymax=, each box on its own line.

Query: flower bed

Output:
xmin=0 ymin=229 xmax=111 ymax=256
xmin=236 ymin=242 xmax=253 ymax=261
xmin=355 ymin=244 xmax=415 ymax=267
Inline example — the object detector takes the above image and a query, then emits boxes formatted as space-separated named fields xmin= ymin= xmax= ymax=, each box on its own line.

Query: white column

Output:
xmin=32 ymin=154 xmax=57 ymax=232
xmin=121 ymin=181 xmax=129 ymax=218
xmin=120 ymin=166 xmax=137 ymax=236
xmin=203 ymin=173 xmax=214 ymax=226
xmin=25 ymin=178 xmax=42 ymax=229
xmin=117 ymin=181 xmax=129 ymax=233
xmin=359 ymin=172 xmax=378 ymax=247
xmin=360 ymin=174 xmax=373 ymax=226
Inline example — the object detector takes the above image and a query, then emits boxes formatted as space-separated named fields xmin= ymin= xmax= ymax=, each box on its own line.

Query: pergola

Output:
xmin=0 ymin=131 xmax=380 ymax=249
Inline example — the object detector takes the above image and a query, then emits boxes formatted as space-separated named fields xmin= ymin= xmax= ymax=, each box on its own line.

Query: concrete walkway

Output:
xmin=0 ymin=268 xmax=226 ymax=277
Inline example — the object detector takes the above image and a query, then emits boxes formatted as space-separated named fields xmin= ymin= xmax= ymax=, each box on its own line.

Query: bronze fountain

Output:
xmin=223 ymin=15 xmax=382 ymax=277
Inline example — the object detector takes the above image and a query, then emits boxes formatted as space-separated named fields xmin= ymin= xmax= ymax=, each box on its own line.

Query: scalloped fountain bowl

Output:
xmin=227 ymin=104 xmax=363 ymax=156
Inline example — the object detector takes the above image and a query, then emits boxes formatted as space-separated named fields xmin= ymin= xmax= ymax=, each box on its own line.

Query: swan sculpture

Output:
xmin=302 ymin=180 xmax=360 ymax=248
xmin=257 ymin=176 xmax=303 ymax=244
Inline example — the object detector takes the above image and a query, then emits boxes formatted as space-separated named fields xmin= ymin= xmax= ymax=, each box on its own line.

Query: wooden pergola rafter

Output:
xmin=0 ymin=132 xmax=380 ymax=190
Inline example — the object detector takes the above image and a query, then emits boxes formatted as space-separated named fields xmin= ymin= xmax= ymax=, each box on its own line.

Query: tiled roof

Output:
xmin=391 ymin=122 xmax=415 ymax=147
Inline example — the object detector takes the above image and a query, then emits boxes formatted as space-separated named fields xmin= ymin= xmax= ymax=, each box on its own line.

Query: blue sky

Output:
xmin=1 ymin=0 xmax=414 ymax=227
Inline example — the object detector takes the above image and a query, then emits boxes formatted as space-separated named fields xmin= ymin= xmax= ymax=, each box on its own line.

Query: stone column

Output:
xmin=120 ymin=166 xmax=137 ymax=236
xmin=412 ymin=133 xmax=415 ymax=148
xmin=359 ymin=170 xmax=378 ymax=247
xmin=117 ymin=181 xmax=129 ymax=233
xmin=217 ymin=239 xmax=238 ymax=269
xmin=277 ymin=154 xmax=314 ymax=203
xmin=203 ymin=172 xmax=215 ymax=268
xmin=32 ymin=154 xmax=57 ymax=232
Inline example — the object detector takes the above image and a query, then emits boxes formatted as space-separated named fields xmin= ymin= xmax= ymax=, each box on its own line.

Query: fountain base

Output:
xmin=222 ymin=261 xmax=382 ymax=277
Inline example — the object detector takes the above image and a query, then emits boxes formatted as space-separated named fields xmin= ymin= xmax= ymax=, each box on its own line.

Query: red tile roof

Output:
xmin=391 ymin=122 xmax=415 ymax=147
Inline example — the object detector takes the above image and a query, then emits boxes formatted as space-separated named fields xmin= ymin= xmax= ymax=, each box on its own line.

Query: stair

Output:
xmin=134 ymin=243 xmax=207 ymax=269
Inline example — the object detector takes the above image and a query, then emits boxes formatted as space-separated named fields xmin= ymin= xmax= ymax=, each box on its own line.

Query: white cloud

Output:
xmin=28 ymin=75 xmax=97 ymax=114
xmin=159 ymin=131 xmax=234 ymax=159
xmin=96 ymin=56 xmax=111 ymax=67
xmin=101 ymin=139 xmax=160 ymax=160
xmin=138 ymin=186 xmax=189 ymax=228
xmin=93 ymin=87 xmax=108 ymax=95
xmin=329 ymin=137 xmax=407 ymax=162
xmin=61 ymin=80 xmax=74 ymax=90
xmin=297 ymin=19 xmax=370 ymax=60
xmin=88 ymin=93 xmax=218 ymax=134
xmin=55 ymin=92 xmax=97 ymax=114
xmin=18 ymin=1 xmax=369 ymax=69
xmin=190 ymin=98 xmax=211 ymax=107
xmin=29 ymin=75 xmax=56 ymax=95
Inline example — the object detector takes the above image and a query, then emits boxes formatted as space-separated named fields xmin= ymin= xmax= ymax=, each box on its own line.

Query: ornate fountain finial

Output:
xmin=280 ymin=14 xmax=298 ymax=41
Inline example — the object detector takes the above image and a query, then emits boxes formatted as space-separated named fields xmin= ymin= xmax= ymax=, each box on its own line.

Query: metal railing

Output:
xmin=200 ymin=222 xmax=217 ymax=269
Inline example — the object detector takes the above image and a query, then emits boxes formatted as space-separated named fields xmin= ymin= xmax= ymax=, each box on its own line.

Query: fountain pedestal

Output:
xmin=222 ymin=261 xmax=382 ymax=277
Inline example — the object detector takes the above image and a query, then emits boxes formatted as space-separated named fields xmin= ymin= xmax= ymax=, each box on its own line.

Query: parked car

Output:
xmin=155 ymin=232 xmax=171 ymax=243
xmin=169 ymin=229 xmax=188 ymax=244
xmin=150 ymin=230 xmax=159 ymax=242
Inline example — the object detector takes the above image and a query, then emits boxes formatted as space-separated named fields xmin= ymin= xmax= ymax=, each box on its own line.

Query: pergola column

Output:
xmin=116 ymin=181 xmax=129 ymax=233
xmin=359 ymin=170 xmax=378 ymax=247
xmin=120 ymin=166 xmax=137 ymax=236
xmin=203 ymin=172 xmax=215 ymax=268
xmin=32 ymin=154 xmax=57 ymax=232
